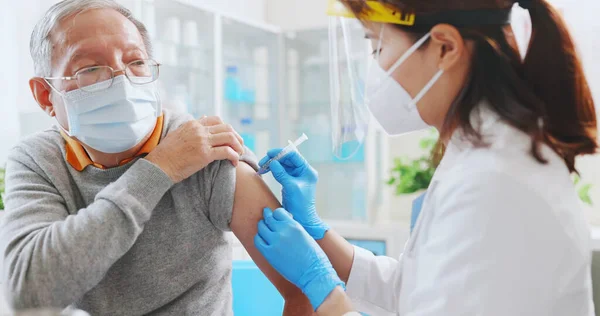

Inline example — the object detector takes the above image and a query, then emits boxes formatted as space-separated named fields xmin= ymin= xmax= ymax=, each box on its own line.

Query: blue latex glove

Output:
xmin=259 ymin=149 xmax=329 ymax=240
xmin=254 ymin=208 xmax=344 ymax=311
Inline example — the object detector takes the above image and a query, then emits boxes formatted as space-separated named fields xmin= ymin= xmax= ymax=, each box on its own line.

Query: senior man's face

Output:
xmin=30 ymin=8 xmax=149 ymax=131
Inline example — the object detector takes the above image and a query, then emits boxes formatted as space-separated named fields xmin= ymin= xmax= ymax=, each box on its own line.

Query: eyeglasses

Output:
xmin=45 ymin=59 xmax=161 ymax=93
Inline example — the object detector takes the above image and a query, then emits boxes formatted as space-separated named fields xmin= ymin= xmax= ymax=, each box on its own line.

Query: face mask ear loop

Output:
xmin=44 ymin=78 xmax=75 ymax=136
xmin=43 ymin=78 xmax=66 ymax=97
xmin=386 ymin=32 xmax=432 ymax=76
xmin=408 ymin=68 xmax=444 ymax=109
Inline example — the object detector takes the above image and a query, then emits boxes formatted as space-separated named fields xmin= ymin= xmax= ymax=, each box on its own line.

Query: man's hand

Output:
xmin=146 ymin=116 xmax=244 ymax=183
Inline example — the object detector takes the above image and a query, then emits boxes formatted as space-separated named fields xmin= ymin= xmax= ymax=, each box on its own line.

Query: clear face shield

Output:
xmin=327 ymin=0 xmax=429 ymax=159
xmin=328 ymin=16 xmax=371 ymax=159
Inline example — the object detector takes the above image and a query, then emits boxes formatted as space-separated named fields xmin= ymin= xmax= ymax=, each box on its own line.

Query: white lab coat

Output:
xmin=345 ymin=107 xmax=595 ymax=316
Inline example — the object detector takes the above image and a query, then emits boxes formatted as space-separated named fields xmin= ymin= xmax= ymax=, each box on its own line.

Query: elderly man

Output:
xmin=0 ymin=0 xmax=313 ymax=315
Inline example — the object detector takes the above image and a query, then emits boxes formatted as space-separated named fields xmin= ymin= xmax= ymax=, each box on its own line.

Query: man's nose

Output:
xmin=108 ymin=60 xmax=128 ymax=76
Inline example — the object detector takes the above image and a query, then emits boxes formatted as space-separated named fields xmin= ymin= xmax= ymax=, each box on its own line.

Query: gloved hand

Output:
xmin=254 ymin=208 xmax=344 ymax=311
xmin=259 ymin=149 xmax=329 ymax=240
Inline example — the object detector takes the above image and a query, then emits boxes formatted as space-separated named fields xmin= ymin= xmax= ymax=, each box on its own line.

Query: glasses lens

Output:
xmin=77 ymin=66 xmax=113 ymax=92
xmin=127 ymin=60 xmax=159 ymax=84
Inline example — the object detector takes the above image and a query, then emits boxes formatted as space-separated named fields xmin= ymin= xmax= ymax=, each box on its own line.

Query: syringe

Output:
xmin=257 ymin=133 xmax=309 ymax=175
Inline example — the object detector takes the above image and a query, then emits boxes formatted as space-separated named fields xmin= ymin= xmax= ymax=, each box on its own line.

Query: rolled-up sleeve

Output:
xmin=201 ymin=148 xmax=258 ymax=231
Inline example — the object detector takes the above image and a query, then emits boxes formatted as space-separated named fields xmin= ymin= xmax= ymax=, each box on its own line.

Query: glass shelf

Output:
xmin=222 ymin=17 xmax=281 ymax=154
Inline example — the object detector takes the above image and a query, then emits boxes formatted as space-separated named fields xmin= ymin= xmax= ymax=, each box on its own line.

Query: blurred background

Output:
xmin=1 ymin=0 xmax=600 ymax=259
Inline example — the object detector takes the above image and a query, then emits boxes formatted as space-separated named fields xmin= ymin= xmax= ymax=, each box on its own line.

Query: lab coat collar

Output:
xmin=435 ymin=102 xmax=503 ymax=179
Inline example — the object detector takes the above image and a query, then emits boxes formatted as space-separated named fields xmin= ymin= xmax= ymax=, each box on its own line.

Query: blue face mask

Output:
xmin=58 ymin=75 xmax=161 ymax=154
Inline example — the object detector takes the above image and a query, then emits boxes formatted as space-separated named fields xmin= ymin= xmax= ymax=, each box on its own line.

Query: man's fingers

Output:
xmin=210 ymin=132 xmax=244 ymax=155
xmin=211 ymin=146 xmax=240 ymax=167
xmin=198 ymin=116 xmax=224 ymax=127
xmin=209 ymin=124 xmax=244 ymax=146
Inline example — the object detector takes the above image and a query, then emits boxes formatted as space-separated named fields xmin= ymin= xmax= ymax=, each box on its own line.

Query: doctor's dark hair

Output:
xmin=341 ymin=0 xmax=598 ymax=173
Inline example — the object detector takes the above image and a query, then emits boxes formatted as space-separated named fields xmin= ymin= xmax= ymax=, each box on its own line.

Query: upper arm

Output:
xmin=202 ymin=159 xmax=312 ymax=313
xmin=408 ymin=171 xmax=562 ymax=315
xmin=230 ymin=162 xmax=313 ymax=304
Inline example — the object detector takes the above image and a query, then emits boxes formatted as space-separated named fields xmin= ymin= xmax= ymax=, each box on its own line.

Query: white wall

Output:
xmin=0 ymin=1 xmax=53 ymax=167
xmin=0 ymin=3 xmax=19 ymax=168
xmin=265 ymin=0 xmax=328 ymax=30
xmin=192 ymin=0 xmax=266 ymax=21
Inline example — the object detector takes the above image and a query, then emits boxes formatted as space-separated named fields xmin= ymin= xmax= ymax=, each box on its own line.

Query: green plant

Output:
xmin=0 ymin=167 xmax=4 ymax=210
xmin=387 ymin=130 xmax=438 ymax=195
xmin=573 ymin=174 xmax=594 ymax=206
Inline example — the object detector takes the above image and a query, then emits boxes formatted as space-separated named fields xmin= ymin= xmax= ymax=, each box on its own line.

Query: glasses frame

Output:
xmin=44 ymin=59 xmax=161 ymax=92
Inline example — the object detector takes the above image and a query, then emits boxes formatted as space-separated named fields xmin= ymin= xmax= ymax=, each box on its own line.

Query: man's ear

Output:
xmin=29 ymin=77 xmax=55 ymax=117
xmin=429 ymin=24 xmax=465 ymax=72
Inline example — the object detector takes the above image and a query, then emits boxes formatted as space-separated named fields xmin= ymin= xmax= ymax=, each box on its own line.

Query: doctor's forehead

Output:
xmin=49 ymin=8 xmax=146 ymax=62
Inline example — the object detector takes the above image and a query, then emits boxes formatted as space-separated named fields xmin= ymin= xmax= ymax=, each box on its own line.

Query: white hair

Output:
xmin=30 ymin=0 xmax=152 ymax=76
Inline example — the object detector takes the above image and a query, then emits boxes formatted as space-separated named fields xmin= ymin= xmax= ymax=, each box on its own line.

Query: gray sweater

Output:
xmin=0 ymin=109 xmax=254 ymax=315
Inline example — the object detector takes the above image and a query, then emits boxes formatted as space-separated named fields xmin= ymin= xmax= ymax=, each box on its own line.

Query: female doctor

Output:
xmin=254 ymin=0 xmax=598 ymax=315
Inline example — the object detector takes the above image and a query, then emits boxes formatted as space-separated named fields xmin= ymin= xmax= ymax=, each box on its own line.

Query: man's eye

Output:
xmin=80 ymin=67 xmax=100 ymax=74
xmin=130 ymin=60 xmax=146 ymax=66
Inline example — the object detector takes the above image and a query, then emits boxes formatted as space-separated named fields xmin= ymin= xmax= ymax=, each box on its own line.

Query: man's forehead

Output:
xmin=50 ymin=8 xmax=145 ymax=57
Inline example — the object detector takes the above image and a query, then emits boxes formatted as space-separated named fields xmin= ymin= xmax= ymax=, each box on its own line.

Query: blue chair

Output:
xmin=232 ymin=261 xmax=284 ymax=315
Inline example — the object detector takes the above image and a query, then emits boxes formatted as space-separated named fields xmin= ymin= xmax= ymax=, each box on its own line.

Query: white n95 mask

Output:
xmin=366 ymin=31 xmax=444 ymax=136
xmin=59 ymin=75 xmax=161 ymax=154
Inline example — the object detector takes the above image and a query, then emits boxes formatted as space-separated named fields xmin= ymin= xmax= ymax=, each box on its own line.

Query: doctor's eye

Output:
xmin=371 ymin=48 xmax=382 ymax=56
